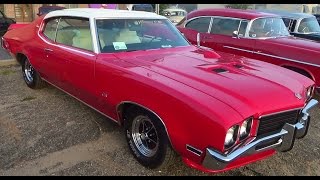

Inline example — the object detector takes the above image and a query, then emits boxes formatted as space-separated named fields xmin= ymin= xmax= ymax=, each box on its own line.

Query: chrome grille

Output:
xmin=257 ymin=109 xmax=300 ymax=137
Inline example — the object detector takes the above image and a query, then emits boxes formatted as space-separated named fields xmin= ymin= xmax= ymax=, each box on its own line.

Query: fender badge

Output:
xmin=295 ymin=93 xmax=302 ymax=100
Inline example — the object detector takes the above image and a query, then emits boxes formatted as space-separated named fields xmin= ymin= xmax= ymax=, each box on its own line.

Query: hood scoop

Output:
xmin=234 ymin=64 xmax=244 ymax=69
xmin=213 ymin=68 xmax=229 ymax=73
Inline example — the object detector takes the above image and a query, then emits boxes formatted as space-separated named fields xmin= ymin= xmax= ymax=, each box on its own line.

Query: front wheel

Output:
xmin=124 ymin=108 xmax=176 ymax=169
xmin=22 ymin=56 xmax=46 ymax=89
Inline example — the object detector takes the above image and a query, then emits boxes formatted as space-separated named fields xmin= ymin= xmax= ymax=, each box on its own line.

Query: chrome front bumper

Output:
xmin=202 ymin=99 xmax=318 ymax=170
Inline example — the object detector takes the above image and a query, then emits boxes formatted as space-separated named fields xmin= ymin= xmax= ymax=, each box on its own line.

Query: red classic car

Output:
xmin=177 ymin=8 xmax=320 ymax=93
xmin=1 ymin=8 xmax=318 ymax=173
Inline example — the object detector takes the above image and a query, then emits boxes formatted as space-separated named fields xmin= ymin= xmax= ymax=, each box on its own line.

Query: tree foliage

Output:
xmin=225 ymin=4 xmax=251 ymax=10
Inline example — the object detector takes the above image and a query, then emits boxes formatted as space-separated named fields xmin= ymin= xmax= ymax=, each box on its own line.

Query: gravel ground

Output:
xmin=0 ymin=65 xmax=319 ymax=176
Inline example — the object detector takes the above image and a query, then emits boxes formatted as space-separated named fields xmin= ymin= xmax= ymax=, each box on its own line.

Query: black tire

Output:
xmin=124 ymin=107 xmax=176 ymax=169
xmin=22 ymin=56 xmax=46 ymax=89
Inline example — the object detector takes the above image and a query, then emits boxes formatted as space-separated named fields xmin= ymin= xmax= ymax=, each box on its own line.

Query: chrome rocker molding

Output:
xmin=202 ymin=99 xmax=318 ymax=170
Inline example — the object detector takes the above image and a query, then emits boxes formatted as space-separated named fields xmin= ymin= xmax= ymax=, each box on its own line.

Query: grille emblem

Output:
xmin=295 ymin=93 xmax=302 ymax=100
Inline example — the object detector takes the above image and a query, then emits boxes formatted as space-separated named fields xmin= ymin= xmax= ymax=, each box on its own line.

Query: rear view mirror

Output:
xmin=196 ymin=32 xmax=200 ymax=47
xmin=232 ymin=31 xmax=239 ymax=38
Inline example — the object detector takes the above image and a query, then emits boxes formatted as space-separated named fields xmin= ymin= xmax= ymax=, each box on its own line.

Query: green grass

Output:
xmin=21 ymin=96 xmax=36 ymax=102
xmin=0 ymin=69 xmax=16 ymax=75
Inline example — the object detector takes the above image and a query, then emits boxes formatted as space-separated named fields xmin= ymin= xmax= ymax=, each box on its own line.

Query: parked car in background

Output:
xmin=258 ymin=10 xmax=320 ymax=42
xmin=314 ymin=14 xmax=320 ymax=25
xmin=177 ymin=8 xmax=320 ymax=92
xmin=37 ymin=5 xmax=66 ymax=16
xmin=0 ymin=10 xmax=16 ymax=37
xmin=162 ymin=8 xmax=187 ymax=25
xmin=2 ymin=8 xmax=318 ymax=174
xmin=126 ymin=4 xmax=154 ymax=12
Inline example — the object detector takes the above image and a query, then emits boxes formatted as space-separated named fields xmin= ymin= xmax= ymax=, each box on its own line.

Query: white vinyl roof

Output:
xmin=45 ymin=8 xmax=166 ymax=20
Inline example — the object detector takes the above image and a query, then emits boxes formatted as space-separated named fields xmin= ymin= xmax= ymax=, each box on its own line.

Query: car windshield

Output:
xmin=249 ymin=17 xmax=290 ymax=38
xmin=163 ymin=10 xmax=186 ymax=17
xmin=298 ymin=17 xmax=320 ymax=33
xmin=132 ymin=5 xmax=153 ymax=12
xmin=96 ymin=19 xmax=190 ymax=53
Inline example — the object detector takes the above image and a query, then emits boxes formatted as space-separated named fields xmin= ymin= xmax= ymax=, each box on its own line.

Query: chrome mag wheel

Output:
xmin=131 ymin=115 xmax=159 ymax=157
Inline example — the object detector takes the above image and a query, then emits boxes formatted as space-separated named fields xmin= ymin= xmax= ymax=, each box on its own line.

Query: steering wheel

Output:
xmin=264 ymin=29 xmax=274 ymax=37
xmin=302 ymin=27 xmax=309 ymax=33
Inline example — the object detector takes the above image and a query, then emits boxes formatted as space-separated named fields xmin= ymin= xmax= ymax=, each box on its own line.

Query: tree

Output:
xmin=225 ymin=4 xmax=251 ymax=10
xmin=159 ymin=4 xmax=170 ymax=14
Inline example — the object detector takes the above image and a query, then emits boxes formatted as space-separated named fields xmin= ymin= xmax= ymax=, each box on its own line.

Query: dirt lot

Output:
xmin=0 ymin=65 xmax=320 ymax=176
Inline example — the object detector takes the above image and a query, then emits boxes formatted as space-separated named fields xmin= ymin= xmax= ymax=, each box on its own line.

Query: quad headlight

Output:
xmin=224 ymin=125 xmax=238 ymax=148
xmin=239 ymin=117 xmax=253 ymax=140
xmin=306 ymin=85 xmax=315 ymax=100
xmin=224 ymin=117 xmax=253 ymax=149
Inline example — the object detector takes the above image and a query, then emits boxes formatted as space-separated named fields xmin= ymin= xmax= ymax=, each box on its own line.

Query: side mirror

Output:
xmin=232 ymin=31 xmax=239 ymax=38
xmin=196 ymin=32 xmax=200 ymax=47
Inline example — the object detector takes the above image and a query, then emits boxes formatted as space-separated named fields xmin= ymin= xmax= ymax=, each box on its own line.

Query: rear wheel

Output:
xmin=22 ymin=56 xmax=46 ymax=89
xmin=124 ymin=107 xmax=176 ymax=169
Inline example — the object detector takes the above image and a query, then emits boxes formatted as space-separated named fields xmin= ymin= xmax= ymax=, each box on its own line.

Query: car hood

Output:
xmin=114 ymin=46 xmax=312 ymax=118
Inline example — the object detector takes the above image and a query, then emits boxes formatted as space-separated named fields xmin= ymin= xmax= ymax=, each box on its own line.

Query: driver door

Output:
xmin=202 ymin=17 xmax=256 ymax=57
xmin=178 ymin=16 xmax=212 ymax=46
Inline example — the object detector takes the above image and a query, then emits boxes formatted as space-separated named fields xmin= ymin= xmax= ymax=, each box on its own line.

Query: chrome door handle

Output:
xmin=44 ymin=48 xmax=53 ymax=52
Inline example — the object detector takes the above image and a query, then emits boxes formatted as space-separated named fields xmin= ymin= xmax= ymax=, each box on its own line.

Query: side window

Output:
xmin=291 ymin=20 xmax=297 ymax=32
xmin=282 ymin=18 xmax=291 ymax=28
xmin=282 ymin=18 xmax=295 ymax=32
xmin=56 ymin=17 xmax=93 ymax=51
xmin=43 ymin=18 xmax=59 ymax=41
xmin=238 ymin=20 xmax=248 ymax=37
xmin=210 ymin=18 xmax=241 ymax=36
xmin=185 ymin=17 xmax=211 ymax=33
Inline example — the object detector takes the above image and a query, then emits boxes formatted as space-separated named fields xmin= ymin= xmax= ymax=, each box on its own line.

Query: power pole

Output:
xmin=156 ymin=4 xmax=160 ymax=14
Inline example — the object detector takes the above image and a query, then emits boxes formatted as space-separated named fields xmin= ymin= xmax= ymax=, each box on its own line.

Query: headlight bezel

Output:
xmin=239 ymin=117 xmax=253 ymax=140
xmin=224 ymin=117 xmax=253 ymax=150
xmin=306 ymin=85 xmax=315 ymax=101
xmin=224 ymin=125 xmax=239 ymax=149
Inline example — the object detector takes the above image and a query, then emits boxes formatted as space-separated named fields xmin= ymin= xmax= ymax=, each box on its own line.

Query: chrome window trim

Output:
xmin=208 ymin=16 xmax=247 ymax=37
xmin=207 ymin=17 xmax=213 ymax=33
xmin=38 ymin=17 xmax=96 ymax=57
xmin=294 ymin=17 xmax=320 ymax=34
xmin=244 ymin=16 xmax=291 ymax=39
xmin=90 ymin=17 xmax=100 ymax=54
xmin=281 ymin=16 xmax=301 ymax=33
xmin=184 ymin=16 xmax=213 ymax=33
xmin=94 ymin=18 xmax=191 ymax=53
xmin=54 ymin=17 xmax=60 ymax=42
xmin=223 ymin=45 xmax=320 ymax=68
xmin=42 ymin=17 xmax=60 ymax=42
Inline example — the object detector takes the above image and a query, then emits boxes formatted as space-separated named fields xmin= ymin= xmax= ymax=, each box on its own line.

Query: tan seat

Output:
xmin=56 ymin=29 xmax=75 ymax=46
xmin=98 ymin=29 xmax=117 ymax=47
xmin=72 ymin=29 xmax=93 ymax=51
xmin=114 ymin=29 xmax=141 ymax=44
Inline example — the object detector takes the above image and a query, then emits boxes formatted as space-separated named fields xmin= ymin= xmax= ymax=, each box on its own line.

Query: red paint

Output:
xmin=178 ymin=8 xmax=320 ymax=89
xmin=2 ymin=15 xmax=314 ymax=173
